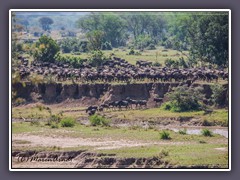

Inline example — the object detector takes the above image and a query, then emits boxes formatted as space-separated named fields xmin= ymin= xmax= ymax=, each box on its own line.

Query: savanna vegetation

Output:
xmin=11 ymin=11 xmax=229 ymax=169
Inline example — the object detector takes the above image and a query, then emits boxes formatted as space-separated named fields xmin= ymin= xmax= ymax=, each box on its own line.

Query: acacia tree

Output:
xmin=39 ymin=17 xmax=54 ymax=31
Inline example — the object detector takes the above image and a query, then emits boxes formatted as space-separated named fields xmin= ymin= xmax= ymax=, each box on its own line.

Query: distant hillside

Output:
xmin=14 ymin=11 xmax=89 ymax=30
xmin=15 ymin=11 xmax=89 ymax=16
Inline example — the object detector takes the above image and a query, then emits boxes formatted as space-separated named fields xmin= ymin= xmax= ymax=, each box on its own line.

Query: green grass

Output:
xmin=61 ymin=46 xmax=189 ymax=65
xmin=96 ymin=144 xmax=228 ymax=167
xmin=12 ymin=122 xmax=228 ymax=167
xmin=60 ymin=117 xmax=76 ymax=127
xmin=12 ymin=122 xmax=226 ymax=143
xmin=202 ymin=109 xmax=228 ymax=127
xmin=12 ymin=104 xmax=228 ymax=128
xmin=12 ymin=105 xmax=86 ymax=120
xmin=12 ymin=122 xmax=46 ymax=134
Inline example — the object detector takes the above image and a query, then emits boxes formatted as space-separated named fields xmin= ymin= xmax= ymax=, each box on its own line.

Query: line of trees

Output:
xmin=13 ymin=11 xmax=229 ymax=67
xmin=76 ymin=12 xmax=229 ymax=67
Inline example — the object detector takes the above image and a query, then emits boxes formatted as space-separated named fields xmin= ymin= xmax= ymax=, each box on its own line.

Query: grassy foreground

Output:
xmin=12 ymin=121 xmax=228 ymax=168
xmin=12 ymin=104 xmax=228 ymax=127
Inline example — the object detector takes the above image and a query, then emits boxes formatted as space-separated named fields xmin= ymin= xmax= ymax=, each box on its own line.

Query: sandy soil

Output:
xmin=12 ymin=133 xmax=187 ymax=150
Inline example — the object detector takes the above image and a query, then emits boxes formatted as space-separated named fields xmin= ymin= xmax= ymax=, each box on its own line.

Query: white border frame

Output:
xmin=9 ymin=9 xmax=231 ymax=171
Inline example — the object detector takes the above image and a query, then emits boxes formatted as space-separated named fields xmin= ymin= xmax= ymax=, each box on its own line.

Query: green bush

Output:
xmin=88 ymin=50 xmax=107 ymax=66
xmin=164 ymin=86 xmax=204 ymax=112
xmin=162 ymin=102 xmax=172 ymax=111
xmin=201 ymin=129 xmax=213 ymax=137
xmin=60 ymin=117 xmax=76 ymax=127
xmin=159 ymin=130 xmax=171 ymax=140
xmin=89 ymin=114 xmax=110 ymax=126
xmin=211 ymin=84 xmax=227 ymax=108
xmin=33 ymin=35 xmax=60 ymax=63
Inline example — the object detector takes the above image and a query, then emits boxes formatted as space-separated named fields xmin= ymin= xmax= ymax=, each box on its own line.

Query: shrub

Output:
xmin=89 ymin=114 xmax=110 ymax=126
xmin=164 ymin=86 xmax=204 ymax=112
xmin=159 ymin=130 xmax=171 ymax=140
xmin=88 ymin=50 xmax=107 ymax=67
xmin=33 ymin=35 xmax=60 ymax=63
xmin=178 ymin=129 xmax=187 ymax=135
xmin=201 ymin=129 xmax=213 ymax=137
xmin=14 ymin=98 xmax=26 ymax=106
xmin=211 ymin=84 xmax=227 ymax=108
xmin=60 ymin=117 xmax=76 ymax=127
xmin=162 ymin=102 xmax=172 ymax=111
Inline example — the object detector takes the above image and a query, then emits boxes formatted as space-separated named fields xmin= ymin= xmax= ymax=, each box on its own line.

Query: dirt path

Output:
xmin=13 ymin=134 xmax=187 ymax=150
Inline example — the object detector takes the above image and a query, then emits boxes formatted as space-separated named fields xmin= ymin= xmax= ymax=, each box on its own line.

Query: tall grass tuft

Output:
xmin=201 ymin=129 xmax=213 ymax=137
xmin=159 ymin=130 xmax=171 ymax=140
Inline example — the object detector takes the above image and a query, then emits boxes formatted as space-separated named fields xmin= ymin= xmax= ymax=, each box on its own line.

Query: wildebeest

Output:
xmin=117 ymin=100 xmax=129 ymax=110
xmin=137 ymin=100 xmax=147 ymax=108
xmin=86 ymin=106 xmax=98 ymax=113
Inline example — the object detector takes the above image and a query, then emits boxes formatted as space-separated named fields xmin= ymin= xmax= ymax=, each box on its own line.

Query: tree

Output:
xmin=166 ymin=12 xmax=229 ymax=67
xmin=33 ymin=35 xmax=60 ymax=63
xmin=39 ymin=17 xmax=54 ymax=31
xmin=188 ymin=12 xmax=229 ymax=67
xmin=122 ymin=12 xmax=166 ymax=44
xmin=86 ymin=30 xmax=105 ymax=51
xmin=77 ymin=12 xmax=127 ymax=47
xmin=11 ymin=12 xmax=24 ymax=61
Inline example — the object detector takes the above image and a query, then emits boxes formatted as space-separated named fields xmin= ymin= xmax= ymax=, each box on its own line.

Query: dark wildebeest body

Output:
xmin=117 ymin=100 xmax=129 ymax=110
xmin=86 ymin=106 xmax=98 ymax=113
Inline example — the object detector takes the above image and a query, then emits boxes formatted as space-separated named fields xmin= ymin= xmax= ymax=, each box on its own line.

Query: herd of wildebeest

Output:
xmin=15 ymin=56 xmax=228 ymax=84
xmin=86 ymin=97 xmax=152 ymax=115
xmin=14 ymin=56 xmax=228 ymax=115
